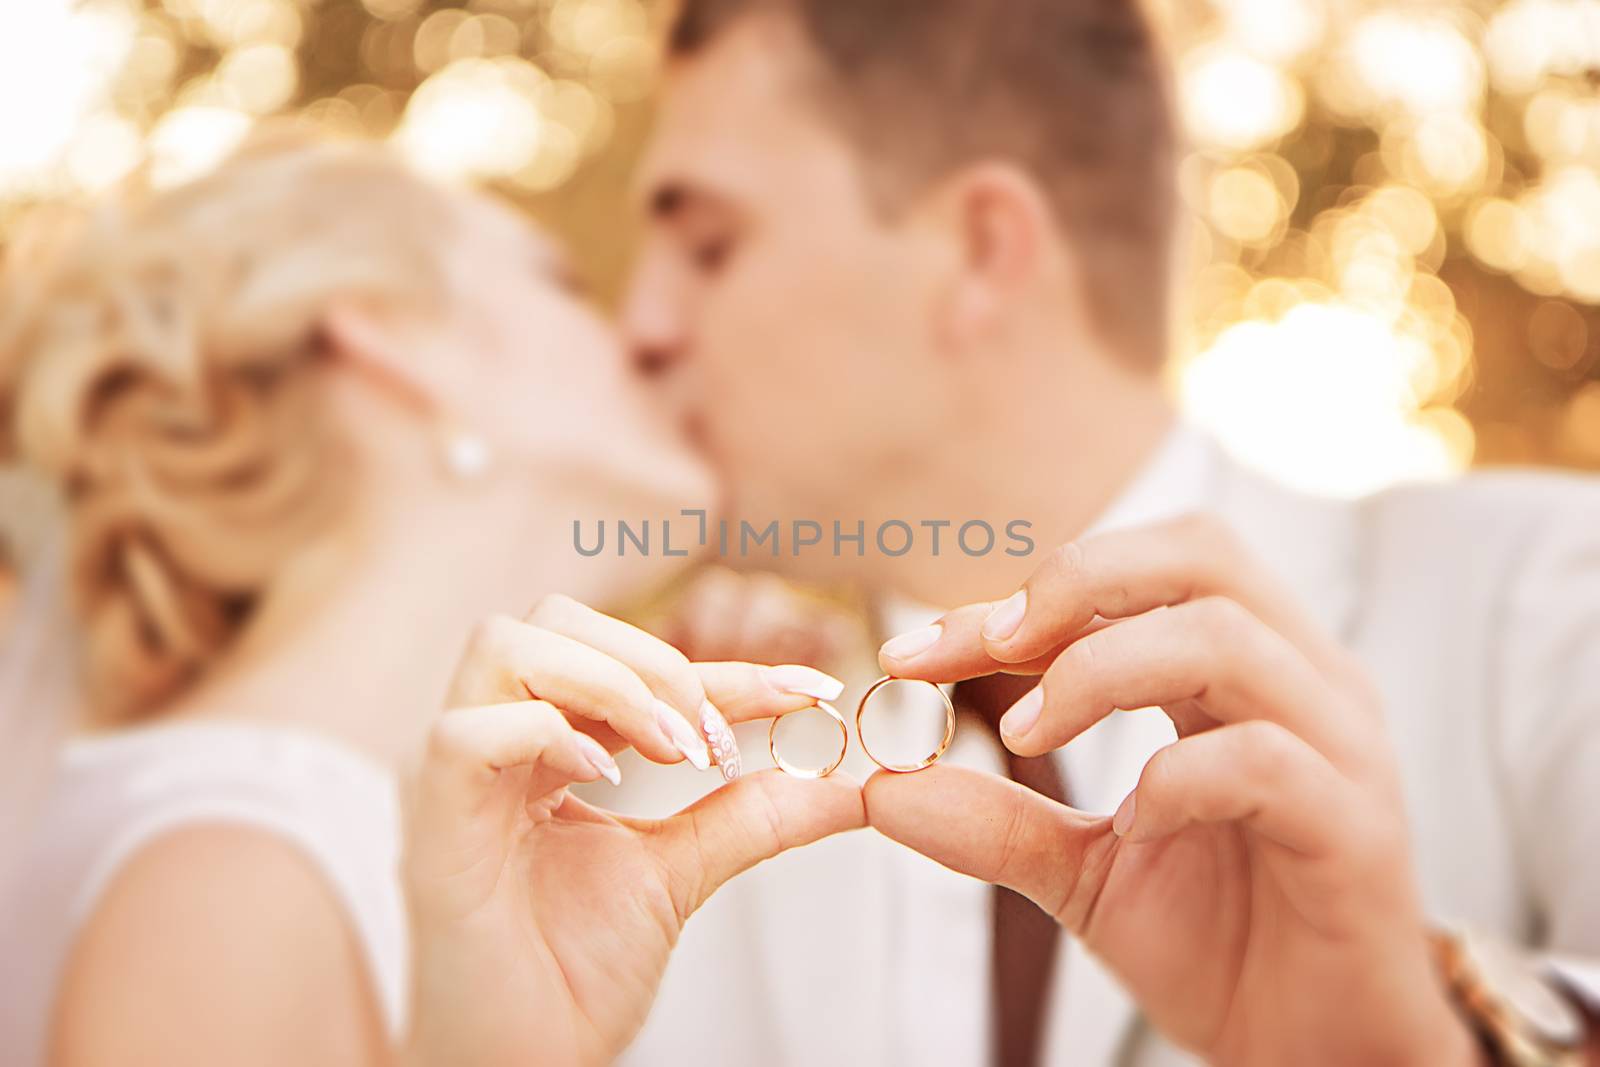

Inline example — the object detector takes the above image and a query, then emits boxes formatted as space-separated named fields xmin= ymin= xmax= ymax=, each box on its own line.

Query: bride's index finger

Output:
xmin=526 ymin=594 xmax=705 ymax=709
xmin=690 ymin=661 xmax=845 ymax=782
xmin=694 ymin=662 xmax=845 ymax=723
xmin=527 ymin=593 xmax=722 ymax=768
xmin=445 ymin=614 xmax=700 ymax=768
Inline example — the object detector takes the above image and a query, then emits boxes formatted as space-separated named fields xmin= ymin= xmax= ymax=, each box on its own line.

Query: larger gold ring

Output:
xmin=768 ymin=701 xmax=849 ymax=779
xmin=855 ymin=676 xmax=956 ymax=774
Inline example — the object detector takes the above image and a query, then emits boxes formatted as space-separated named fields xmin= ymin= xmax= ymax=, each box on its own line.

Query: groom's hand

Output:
xmin=867 ymin=515 xmax=1481 ymax=1067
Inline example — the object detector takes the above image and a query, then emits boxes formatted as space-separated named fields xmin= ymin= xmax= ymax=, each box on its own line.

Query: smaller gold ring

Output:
xmin=768 ymin=701 xmax=849 ymax=779
xmin=855 ymin=676 xmax=956 ymax=774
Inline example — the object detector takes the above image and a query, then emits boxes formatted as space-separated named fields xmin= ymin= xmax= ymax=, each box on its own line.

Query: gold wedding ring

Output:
xmin=768 ymin=700 xmax=849 ymax=779
xmin=855 ymin=676 xmax=956 ymax=774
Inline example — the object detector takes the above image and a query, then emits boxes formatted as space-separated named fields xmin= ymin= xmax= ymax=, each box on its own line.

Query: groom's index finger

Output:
xmin=879 ymin=513 xmax=1278 ymax=680
xmin=877 ymin=602 xmax=1061 ymax=682
xmin=977 ymin=514 xmax=1339 ymax=670
xmin=980 ymin=520 xmax=1237 ymax=665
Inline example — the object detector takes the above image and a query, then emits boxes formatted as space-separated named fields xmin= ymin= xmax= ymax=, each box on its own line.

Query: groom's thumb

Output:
xmin=651 ymin=770 xmax=866 ymax=920
xmin=864 ymin=765 xmax=1108 ymax=931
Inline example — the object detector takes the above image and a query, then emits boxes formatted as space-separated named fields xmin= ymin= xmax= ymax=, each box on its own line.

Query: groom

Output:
xmin=622 ymin=1 xmax=1600 ymax=1065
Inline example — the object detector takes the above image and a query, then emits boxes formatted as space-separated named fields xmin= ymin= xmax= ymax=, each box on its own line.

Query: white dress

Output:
xmin=0 ymin=721 xmax=408 ymax=1067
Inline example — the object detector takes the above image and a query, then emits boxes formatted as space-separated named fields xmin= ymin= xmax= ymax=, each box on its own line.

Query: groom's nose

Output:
xmin=621 ymin=248 xmax=690 ymax=380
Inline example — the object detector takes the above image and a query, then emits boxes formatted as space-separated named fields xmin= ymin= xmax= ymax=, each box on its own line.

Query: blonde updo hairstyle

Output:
xmin=0 ymin=135 xmax=465 ymax=724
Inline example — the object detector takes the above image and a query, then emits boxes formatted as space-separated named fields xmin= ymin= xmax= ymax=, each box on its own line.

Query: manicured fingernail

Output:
xmin=881 ymin=624 xmax=943 ymax=661
xmin=656 ymin=699 xmax=711 ymax=771
xmin=1113 ymin=792 xmax=1137 ymax=837
xmin=982 ymin=590 xmax=1028 ymax=642
xmin=999 ymin=686 xmax=1044 ymax=740
xmin=573 ymin=732 xmax=622 ymax=786
xmin=700 ymin=700 xmax=742 ymax=782
xmin=762 ymin=664 xmax=845 ymax=701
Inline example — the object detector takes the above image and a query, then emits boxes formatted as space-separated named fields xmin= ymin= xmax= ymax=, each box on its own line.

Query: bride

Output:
xmin=0 ymin=135 xmax=861 ymax=1066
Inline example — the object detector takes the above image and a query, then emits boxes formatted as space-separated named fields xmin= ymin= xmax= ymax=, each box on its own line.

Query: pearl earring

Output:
xmin=440 ymin=430 xmax=494 ymax=482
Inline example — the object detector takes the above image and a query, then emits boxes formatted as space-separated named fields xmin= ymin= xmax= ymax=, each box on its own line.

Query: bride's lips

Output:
xmin=676 ymin=411 xmax=736 ymax=520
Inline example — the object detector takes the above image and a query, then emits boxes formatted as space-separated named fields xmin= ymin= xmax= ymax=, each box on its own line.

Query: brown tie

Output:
xmin=954 ymin=674 xmax=1071 ymax=1067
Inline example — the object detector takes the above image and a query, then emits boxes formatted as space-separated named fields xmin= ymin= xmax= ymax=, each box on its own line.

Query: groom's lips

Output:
xmin=683 ymin=411 xmax=713 ymax=454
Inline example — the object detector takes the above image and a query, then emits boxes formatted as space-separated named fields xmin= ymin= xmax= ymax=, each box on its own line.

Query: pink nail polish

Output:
xmin=701 ymin=700 xmax=742 ymax=782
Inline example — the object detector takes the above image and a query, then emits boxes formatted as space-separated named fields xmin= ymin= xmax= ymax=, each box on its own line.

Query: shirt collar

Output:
xmin=1079 ymin=419 xmax=1217 ymax=540
xmin=879 ymin=421 xmax=1216 ymax=632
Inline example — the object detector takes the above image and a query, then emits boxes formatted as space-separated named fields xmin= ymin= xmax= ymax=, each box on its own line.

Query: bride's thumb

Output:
xmin=648 ymin=770 xmax=867 ymax=921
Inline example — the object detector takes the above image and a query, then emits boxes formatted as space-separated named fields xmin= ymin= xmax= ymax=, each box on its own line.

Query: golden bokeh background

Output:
xmin=3 ymin=0 xmax=1599 ymax=499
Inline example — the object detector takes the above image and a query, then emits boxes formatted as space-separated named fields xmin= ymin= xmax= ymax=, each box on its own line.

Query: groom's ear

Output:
xmin=927 ymin=162 xmax=1078 ymax=353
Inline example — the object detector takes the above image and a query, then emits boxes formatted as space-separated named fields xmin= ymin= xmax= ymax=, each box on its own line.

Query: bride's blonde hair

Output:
xmin=0 ymin=133 xmax=462 ymax=723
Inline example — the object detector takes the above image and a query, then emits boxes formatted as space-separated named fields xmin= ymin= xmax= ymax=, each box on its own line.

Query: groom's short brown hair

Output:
xmin=668 ymin=0 xmax=1180 ymax=368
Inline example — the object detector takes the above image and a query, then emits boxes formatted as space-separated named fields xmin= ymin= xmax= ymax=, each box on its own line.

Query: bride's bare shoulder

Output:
xmin=50 ymin=824 xmax=388 ymax=1067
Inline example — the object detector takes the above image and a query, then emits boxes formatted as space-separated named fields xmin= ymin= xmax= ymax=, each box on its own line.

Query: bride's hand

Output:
xmin=401 ymin=594 xmax=864 ymax=1067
